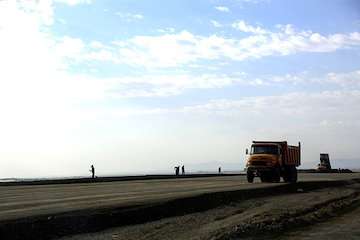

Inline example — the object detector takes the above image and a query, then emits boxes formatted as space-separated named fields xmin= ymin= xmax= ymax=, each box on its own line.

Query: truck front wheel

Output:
xmin=247 ymin=171 xmax=254 ymax=183
xmin=272 ymin=168 xmax=281 ymax=183
xmin=260 ymin=173 xmax=271 ymax=183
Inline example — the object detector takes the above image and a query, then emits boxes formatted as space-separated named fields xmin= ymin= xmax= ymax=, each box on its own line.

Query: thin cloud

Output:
xmin=326 ymin=70 xmax=360 ymax=88
xmin=237 ymin=0 xmax=270 ymax=5
xmin=181 ymin=90 xmax=360 ymax=120
xmin=211 ymin=20 xmax=223 ymax=28
xmin=232 ymin=20 xmax=268 ymax=34
xmin=115 ymin=12 xmax=144 ymax=21
xmin=157 ymin=27 xmax=176 ymax=33
xmin=55 ymin=0 xmax=92 ymax=6
xmin=106 ymin=28 xmax=360 ymax=68
xmin=215 ymin=6 xmax=230 ymax=12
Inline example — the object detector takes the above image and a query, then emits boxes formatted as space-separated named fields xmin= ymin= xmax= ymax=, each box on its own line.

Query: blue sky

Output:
xmin=0 ymin=0 xmax=360 ymax=178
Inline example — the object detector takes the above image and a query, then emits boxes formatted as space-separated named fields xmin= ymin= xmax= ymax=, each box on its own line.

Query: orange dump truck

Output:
xmin=245 ymin=141 xmax=301 ymax=183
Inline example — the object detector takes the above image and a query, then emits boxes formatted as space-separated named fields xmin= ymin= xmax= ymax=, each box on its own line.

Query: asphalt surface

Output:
xmin=1 ymin=173 xmax=360 ymax=222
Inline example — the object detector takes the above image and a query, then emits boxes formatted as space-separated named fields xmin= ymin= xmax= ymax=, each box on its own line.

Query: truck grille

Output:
xmin=250 ymin=161 xmax=266 ymax=166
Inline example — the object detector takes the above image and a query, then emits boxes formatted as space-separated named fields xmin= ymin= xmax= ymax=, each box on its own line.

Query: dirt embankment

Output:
xmin=278 ymin=202 xmax=360 ymax=240
xmin=61 ymin=181 xmax=360 ymax=240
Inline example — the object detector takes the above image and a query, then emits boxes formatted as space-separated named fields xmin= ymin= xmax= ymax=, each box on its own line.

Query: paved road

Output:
xmin=1 ymin=173 xmax=359 ymax=222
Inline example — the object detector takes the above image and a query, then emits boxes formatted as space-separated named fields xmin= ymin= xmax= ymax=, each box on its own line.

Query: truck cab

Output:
xmin=248 ymin=143 xmax=282 ymax=168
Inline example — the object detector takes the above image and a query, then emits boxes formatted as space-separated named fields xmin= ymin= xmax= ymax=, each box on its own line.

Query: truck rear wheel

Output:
xmin=283 ymin=166 xmax=297 ymax=183
xmin=283 ymin=167 xmax=291 ymax=182
xmin=290 ymin=166 xmax=298 ymax=183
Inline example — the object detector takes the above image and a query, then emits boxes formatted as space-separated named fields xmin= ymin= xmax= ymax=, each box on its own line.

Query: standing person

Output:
xmin=174 ymin=166 xmax=179 ymax=176
xmin=218 ymin=167 xmax=221 ymax=174
xmin=90 ymin=165 xmax=95 ymax=179
xmin=181 ymin=165 xmax=185 ymax=175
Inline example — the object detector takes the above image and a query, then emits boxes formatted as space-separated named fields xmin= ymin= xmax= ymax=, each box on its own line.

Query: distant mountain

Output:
xmin=184 ymin=161 xmax=244 ymax=173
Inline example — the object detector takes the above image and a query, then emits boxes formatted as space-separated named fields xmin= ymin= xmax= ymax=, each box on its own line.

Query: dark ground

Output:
xmin=1 ymin=173 xmax=360 ymax=240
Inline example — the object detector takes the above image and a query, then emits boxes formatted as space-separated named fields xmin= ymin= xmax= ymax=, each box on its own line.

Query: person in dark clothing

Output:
xmin=181 ymin=165 xmax=185 ymax=175
xmin=218 ymin=167 xmax=221 ymax=174
xmin=90 ymin=165 xmax=95 ymax=179
xmin=174 ymin=166 xmax=180 ymax=176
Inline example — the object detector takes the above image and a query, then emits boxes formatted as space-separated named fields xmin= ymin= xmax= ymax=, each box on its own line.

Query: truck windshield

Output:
xmin=251 ymin=145 xmax=279 ymax=155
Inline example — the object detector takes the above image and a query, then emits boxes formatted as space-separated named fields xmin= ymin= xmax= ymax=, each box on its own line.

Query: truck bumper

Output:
xmin=246 ymin=166 xmax=277 ymax=176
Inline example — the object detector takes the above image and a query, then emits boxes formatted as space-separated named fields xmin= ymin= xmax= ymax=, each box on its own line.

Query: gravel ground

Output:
xmin=60 ymin=182 xmax=360 ymax=240
xmin=278 ymin=203 xmax=360 ymax=240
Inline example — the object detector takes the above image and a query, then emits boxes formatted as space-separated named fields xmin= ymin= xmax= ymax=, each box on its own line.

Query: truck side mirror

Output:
xmin=246 ymin=149 xmax=249 ymax=155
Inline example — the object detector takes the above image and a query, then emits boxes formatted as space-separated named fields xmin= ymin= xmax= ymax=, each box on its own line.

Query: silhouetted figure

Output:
xmin=218 ymin=167 xmax=221 ymax=174
xmin=174 ymin=166 xmax=180 ymax=176
xmin=181 ymin=165 xmax=185 ymax=175
xmin=90 ymin=165 xmax=95 ymax=179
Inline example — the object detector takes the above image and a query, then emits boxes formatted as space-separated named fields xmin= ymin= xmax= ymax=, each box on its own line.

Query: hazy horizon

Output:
xmin=1 ymin=0 xmax=360 ymax=178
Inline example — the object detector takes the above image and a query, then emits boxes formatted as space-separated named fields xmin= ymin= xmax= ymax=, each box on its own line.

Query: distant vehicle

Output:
xmin=317 ymin=153 xmax=332 ymax=171
xmin=245 ymin=141 xmax=301 ymax=183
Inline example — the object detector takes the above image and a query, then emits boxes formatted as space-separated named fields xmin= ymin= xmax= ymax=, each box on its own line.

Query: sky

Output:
xmin=0 ymin=0 xmax=360 ymax=178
